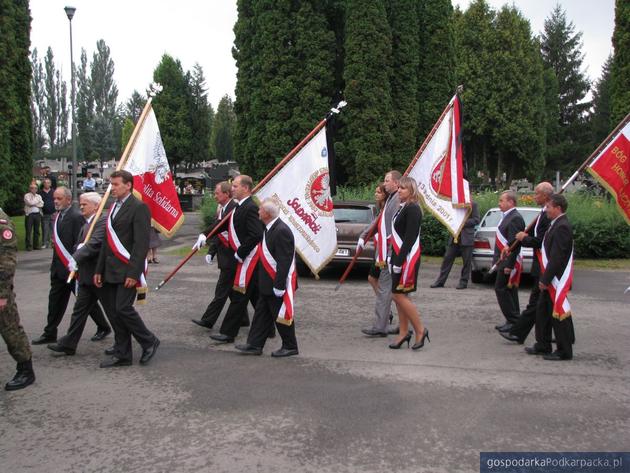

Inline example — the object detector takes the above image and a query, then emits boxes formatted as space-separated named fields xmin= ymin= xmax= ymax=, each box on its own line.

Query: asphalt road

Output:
xmin=1 ymin=213 xmax=629 ymax=472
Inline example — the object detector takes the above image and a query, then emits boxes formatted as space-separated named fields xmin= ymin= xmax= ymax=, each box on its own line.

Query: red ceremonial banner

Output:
xmin=588 ymin=129 xmax=630 ymax=224
xmin=133 ymin=172 xmax=184 ymax=237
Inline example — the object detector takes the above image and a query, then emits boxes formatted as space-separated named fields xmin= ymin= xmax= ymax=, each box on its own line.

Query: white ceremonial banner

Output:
xmin=407 ymin=105 xmax=471 ymax=241
xmin=255 ymin=127 xmax=337 ymax=275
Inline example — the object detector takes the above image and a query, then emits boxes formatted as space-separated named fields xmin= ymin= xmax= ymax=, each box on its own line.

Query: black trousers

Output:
xmin=25 ymin=213 xmax=41 ymax=250
xmin=44 ymin=275 xmax=108 ymax=338
xmin=219 ymin=270 xmax=258 ymax=338
xmin=201 ymin=266 xmax=247 ymax=327
xmin=434 ymin=244 xmax=473 ymax=286
xmin=510 ymin=274 xmax=541 ymax=341
xmin=247 ymin=294 xmax=297 ymax=350
xmin=535 ymin=289 xmax=575 ymax=357
xmin=494 ymin=270 xmax=520 ymax=324
xmin=99 ymin=282 xmax=156 ymax=361
xmin=57 ymin=284 xmax=111 ymax=350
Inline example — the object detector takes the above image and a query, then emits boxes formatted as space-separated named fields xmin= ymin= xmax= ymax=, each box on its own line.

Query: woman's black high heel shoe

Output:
xmin=389 ymin=332 xmax=411 ymax=349
xmin=411 ymin=328 xmax=430 ymax=350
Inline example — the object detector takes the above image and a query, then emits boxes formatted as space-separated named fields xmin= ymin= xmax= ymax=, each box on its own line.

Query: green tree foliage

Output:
xmin=590 ymin=55 xmax=613 ymax=147
xmin=340 ymin=0 xmax=394 ymax=184
xmin=611 ymin=0 xmax=630 ymax=124
xmin=189 ymin=63 xmax=212 ymax=167
xmin=152 ymin=54 xmax=193 ymax=173
xmin=30 ymin=48 xmax=46 ymax=155
xmin=76 ymin=48 xmax=94 ymax=160
xmin=540 ymin=5 xmax=591 ymax=173
xmin=417 ymin=0 xmax=456 ymax=143
xmin=386 ymin=0 xmax=419 ymax=170
xmin=43 ymin=47 xmax=59 ymax=151
xmin=91 ymin=39 xmax=118 ymax=118
xmin=125 ymin=90 xmax=146 ymax=124
xmin=120 ymin=117 xmax=135 ymax=150
xmin=211 ymin=95 xmax=237 ymax=162
xmin=0 ymin=0 xmax=32 ymax=213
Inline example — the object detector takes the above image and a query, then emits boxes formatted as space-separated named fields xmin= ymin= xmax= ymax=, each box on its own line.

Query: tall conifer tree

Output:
xmin=611 ymin=0 xmax=630 ymax=124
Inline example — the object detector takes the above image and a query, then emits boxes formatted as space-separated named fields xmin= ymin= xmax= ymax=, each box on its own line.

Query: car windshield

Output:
xmin=334 ymin=206 xmax=373 ymax=224
xmin=481 ymin=208 xmax=541 ymax=227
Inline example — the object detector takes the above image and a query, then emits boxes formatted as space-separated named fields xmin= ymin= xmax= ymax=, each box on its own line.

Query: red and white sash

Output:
xmin=53 ymin=212 xmax=76 ymax=269
xmin=106 ymin=211 xmax=148 ymax=301
xmin=391 ymin=207 xmax=421 ymax=292
xmin=532 ymin=208 xmax=546 ymax=264
xmin=541 ymin=238 xmax=573 ymax=320
xmin=372 ymin=211 xmax=389 ymax=268
xmin=258 ymin=234 xmax=298 ymax=326
xmin=217 ymin=206 xmax=230 ymax=248
xmin=228 ymin=209 xmax=259 ymax=292
xmin=495 ymin=226 xmax=523 ymax=288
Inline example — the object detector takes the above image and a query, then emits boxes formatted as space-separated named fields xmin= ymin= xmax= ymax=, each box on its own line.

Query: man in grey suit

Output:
xmin=47 ymin=192 xmax=112 ymax=355
xmin=431 ymin=201 xmax=480 ymax=289
xmin=360 ymin=170 xmax=402 ymax=337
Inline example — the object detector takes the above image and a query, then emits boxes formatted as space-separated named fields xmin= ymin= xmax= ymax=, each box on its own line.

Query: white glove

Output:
xmin=356 ymin=238 xmax=365 ymax=252
xmin=67 ymin=258 xmax=78 ymax=272
xmin=234 ymin=253 xmax=243 ymax=263
xmin=205 ymin=254 xmax=214 ymax=265
xmin=273 ymin=288 xmax=285 ymax=298
xmin=392 ymin=265 xmax=402 ymax=274
xmin=76 ymin=242 xmax=85 ymax=250
xmin=192 ymin=233 xmax=207 ymax=250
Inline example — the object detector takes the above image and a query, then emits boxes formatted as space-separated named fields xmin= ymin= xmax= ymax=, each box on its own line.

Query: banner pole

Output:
xmin=66 ymin=97 xmax=155 ymax=283
xmin=156 ymin=101 xmax=347 ymax=291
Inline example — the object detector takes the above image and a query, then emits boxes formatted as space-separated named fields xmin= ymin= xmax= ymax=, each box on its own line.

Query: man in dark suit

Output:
xmin=210 ymin=175 xmax=264 ymax=344
xmin=191 ymin=181 xmax=239 ymax=329
xmin=235 ymin=198 xmax=298 ymax=357
xmin=32 ymin=187 xmax=109 ymax=345
xmin=493 ymin=191 xmax=525 ymax=333
xmin=526 ymin=194 xmax=575 ymax=361
xmin=430 ymin=200 xmax=480 ymax=289
xmin=500 ymin=182 xmax=553 ymax=344
xmin=94 ymin=170 xmax=159 ymax=367
xmin=47 ymin=192 xmax=112 ymax=355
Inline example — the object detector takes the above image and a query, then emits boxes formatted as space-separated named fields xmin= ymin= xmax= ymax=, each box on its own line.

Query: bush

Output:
xmin=198 ymin=194 xmax=218 ymax=230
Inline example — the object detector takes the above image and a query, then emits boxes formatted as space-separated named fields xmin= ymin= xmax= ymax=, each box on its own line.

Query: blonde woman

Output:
xmin=389 ymin=177 xmax=429 ymax=350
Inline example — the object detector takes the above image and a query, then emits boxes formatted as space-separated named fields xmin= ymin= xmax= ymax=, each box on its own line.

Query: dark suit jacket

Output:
xmin=73 ymin=215 xmax=106 ymax=286
xmin=390 ymin=202 xmax=422 ymax=267
xmin=96 ymin=194 xmax=151 ymax=284
xmin=540 ymin=214 xmax=573 ymax=287
xmin=51 ymin=206 xmax=84 ymax=280
xmin=450 ymin=201 xmax=480 ymax=246
xmin=515 ymin=208 xmax=550 ymax=277
xmin=228 ymin=196 xmax=264 ymax=261
xmin=492 ymin=208 xmax=525 ymax=268
xmin=206 ymin=199 xmax=238 ymax=270
xmin=258 ymin=218 xmax=295 ymax=296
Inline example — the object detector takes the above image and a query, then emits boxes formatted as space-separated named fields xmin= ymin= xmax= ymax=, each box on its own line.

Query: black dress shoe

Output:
xmin=235 ymin=343 xmax=262 ymax=355
xmin=499 ymin=332 xmax=523 ymax=344
xmin=524 ymin=346 xmax=551 ymax=356
xmin=5 ymin=360 xmax=35 ymax=391
xmin=47 ymin=343 xmax=76 ymax=355
xmin=140 ymin=338 xmax=160 ymax=365
xmin=91 ymin=329 xmax=111 ymax=342
xmin=104 ymin=346 xmax=116 ymax=356
xmin=99 ymin=357 xmax=132 ymax=368
xmin=271 ymin=348 xmax=299 ymax=358
xmin=430 ymin=282 xmax=444 ymax=288
xmin=32 ymin=334 xmax=56 ymax=345
xmin=209 ymin=333 xmax=235 ymax=343
xmin=543 ymin=351 xmax=572 ymax=361
xmin=455 ymin=283 xmax=467 ymax=290
xmin=497 ymin=323 xmax=514 ymax=333
xmin=191 ymin=319 xmax=212 ymax=329
xmin=361 ymin=328 xmax=388 ymax=337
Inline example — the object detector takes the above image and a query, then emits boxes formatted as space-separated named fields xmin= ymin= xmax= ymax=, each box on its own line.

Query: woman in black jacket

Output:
xmin=389 ymin=176 xmax=429 ymax=350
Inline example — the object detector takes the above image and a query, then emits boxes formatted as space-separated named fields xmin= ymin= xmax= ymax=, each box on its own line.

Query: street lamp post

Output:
xmin=64 ymin=6 xmax=78 ymax=202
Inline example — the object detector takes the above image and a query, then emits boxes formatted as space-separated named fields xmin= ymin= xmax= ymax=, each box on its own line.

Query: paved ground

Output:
xmin=1 ymin=213 xmax=629 ymax=472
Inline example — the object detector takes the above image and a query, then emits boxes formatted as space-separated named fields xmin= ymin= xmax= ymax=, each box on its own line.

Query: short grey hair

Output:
xmin=260 ymin=198 xmax=280 ymax=219
xmin=80 ymin=192 xmax=102 ymax=206
xmin=56 ymin=186 xmax=72 ymax=200
xmin=535 ymin=181 xmax=554 ymax=197
xmin=501 ymin=190 xmax=518 ymax=205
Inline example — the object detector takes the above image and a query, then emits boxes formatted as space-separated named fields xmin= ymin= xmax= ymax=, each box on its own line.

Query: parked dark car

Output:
xmin=330 ymin=200 xmax=378 ymax=266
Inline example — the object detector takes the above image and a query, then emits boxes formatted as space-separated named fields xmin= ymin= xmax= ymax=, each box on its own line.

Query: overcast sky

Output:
xmin=30 ymin=0 xmax=614 ymax=110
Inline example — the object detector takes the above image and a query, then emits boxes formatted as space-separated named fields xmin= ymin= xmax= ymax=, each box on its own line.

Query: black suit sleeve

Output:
xmin=74 ymin=217 xmax=105 ymax=265
xmin=540 ymin=224 xmax=573 ymax=286
xmin=273 ymin=227 xmax=295 ymax=291
xmin=127 ymin=203 xmax=151 ymax=280
xmin=236 ymin=204 xmax=264 ymax=259
xmin=464 ymin=202 xmax=480 ymax=229
xmin=521 ymin=214 xmax=549 ymax=250
xmin=391 ymin=205 xmax=422 ymax=267
xmin=504 ymin=214 xmax=525 ymax=268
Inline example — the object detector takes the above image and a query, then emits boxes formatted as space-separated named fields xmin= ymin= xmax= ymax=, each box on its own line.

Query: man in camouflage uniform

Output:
xmin=0 ymin=207 xmax=36 ymax=390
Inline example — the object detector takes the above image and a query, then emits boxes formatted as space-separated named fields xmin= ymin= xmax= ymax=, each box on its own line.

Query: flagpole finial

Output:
xmin=456 ymin=85 xmax=464 ymax=95
xmin=330 ymin=101 xmax=347 ymax=114
xmin=148 ymin=82 xmax=163 ymax=97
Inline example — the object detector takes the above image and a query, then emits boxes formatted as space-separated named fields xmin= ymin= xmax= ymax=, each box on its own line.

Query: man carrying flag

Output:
xmin=235 ymin=198 xmax=298 ymax=357
xmin=525 ymin=194 xmax=575 ymax=361
xmin=209 ymin=175 xmax=264 ymax=344
xmin=95 ymin=170 xmax=160 ymax=368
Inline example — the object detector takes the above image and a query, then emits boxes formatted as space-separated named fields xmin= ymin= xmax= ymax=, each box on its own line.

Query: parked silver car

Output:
xmin=471 ymin=206 xmax=541 ymax=283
